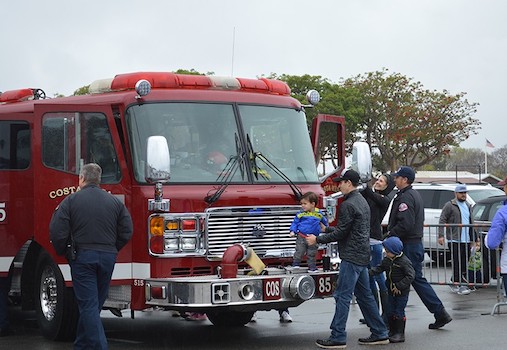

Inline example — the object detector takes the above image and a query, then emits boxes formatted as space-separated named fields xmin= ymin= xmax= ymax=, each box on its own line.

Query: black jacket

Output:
xmin=370 ymin=253 xmax=415 ymax=296
xmin=49 ymin=183 xmax=133 ymax=255
xmin=317 ymin=189 xmax=371 ymax=266
xmin=387 ymin=185 xmax=424 ymax=243
xmin=361 ymin=177 xmax=395 ymax=241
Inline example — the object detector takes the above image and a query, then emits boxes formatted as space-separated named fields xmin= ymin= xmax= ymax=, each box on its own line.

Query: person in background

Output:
xmin=249 ymin=308 xmax=292 ymax=323
xmin=290 ymin=191 xmax=329 ymax=271
xmin=359 ymin=173 xmax=395 ymax=324
xmin=386 ymin=166 xmax=452 ymax=330
xmin=50 ymin=163 xmax=133 ymax=350
xmin=307 ymin=169 xmax=388 ymax=349
xmin=438 ymin=184 xmax=474 ymax=295
xmin=370 ymin=236 xmax=415 ymax=343
xmin=485 ymin=176 xmax=507 ymax=297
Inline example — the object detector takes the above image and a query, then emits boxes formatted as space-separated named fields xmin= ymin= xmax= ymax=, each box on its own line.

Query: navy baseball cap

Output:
xmin=334 ymin=169 xmax=361 ymax=185
xmin=392 ymin=166 xmax=415 ymax=182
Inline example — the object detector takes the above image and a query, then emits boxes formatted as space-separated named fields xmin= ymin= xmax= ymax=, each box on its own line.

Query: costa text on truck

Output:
xmin=0 ymin=72 xmax=370 ymax=340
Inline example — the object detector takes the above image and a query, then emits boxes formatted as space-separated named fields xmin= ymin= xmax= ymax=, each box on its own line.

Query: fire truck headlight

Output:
xmin=181 ymin=219 xmax=197 ymax=231
xmin=150 ymin=216 xmax=164 ymax=236
xmin=135 ymin=79 xmax=151 ymax=97
xmin=165 ymin=219 xmax=179 ymax=231
xmin=164 ymin=238 xmax=179 ymax=251
xmin=181 ymin=237 xmax=197 ymax=250
xmin=306 ymin=89 xmax=320 ymax=105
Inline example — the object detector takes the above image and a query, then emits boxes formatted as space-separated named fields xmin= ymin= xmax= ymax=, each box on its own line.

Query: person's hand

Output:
xmin=437 ymin=236 xmax=445 ymax=246
xmin=306 ymin=234 xmax=317 ymax=246
xmin=320 ymin=223 xmax=327 ymax=232
xmin=391 ymin=284 xmax=401 ymax=295
xmin=289 ymin=231 xmax=295 ymax=237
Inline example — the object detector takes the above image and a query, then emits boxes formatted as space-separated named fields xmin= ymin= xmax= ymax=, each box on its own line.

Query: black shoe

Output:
xmin=358 ymin=334 xmax=389 ymax=345
xmin=428 ymin=309 xmax=452 ymax=329
xmin=359 ymin=318 xmax=367 ymax=324
xmin=316 ymin=339 xmax=347 ymax=349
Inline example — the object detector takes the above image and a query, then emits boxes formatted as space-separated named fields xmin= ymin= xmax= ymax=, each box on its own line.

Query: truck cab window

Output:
xmin=0 ymin=121 xmax=30 ymax=170
xmin=42 ymin=112 xmax=120 ymax=183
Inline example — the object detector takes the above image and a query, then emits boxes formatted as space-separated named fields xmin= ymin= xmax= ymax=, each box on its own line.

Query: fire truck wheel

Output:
xmin=206 ymin=310 xmax=255 ymax=327
xmin=34 ymin=251 xmax=79 ymax=341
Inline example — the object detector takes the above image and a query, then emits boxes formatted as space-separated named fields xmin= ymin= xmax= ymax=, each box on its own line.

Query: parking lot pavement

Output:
xmin=287 ymin=284 xmax=507 ymax=350
xmin=2 ymin=284 xmax=506 ymax=349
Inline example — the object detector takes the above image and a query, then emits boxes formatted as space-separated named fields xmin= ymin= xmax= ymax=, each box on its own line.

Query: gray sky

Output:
xmin=2 ymin=0 xmax=505 ymax=149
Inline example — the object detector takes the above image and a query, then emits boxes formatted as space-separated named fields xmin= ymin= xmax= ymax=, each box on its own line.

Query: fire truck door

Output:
xmin=33 ymin=105 xmax=129 ymax=255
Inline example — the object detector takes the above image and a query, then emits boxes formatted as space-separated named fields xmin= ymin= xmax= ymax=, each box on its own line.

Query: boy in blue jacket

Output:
xmin=290 ymin=192 xmax=328 ymax=271
xmin=370 ymin=236 xmax=415 ymax=343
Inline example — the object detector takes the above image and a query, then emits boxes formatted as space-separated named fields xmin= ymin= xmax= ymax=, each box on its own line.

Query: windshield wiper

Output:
xmin=246 ymin=135 xmax=303 ymax=202
xmin=204 ymin=134 xmax=245 ymax=205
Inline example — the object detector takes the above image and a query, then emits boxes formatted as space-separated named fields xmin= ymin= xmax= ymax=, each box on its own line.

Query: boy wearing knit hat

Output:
xmin=370 ymin=237 xmax=415 ymax=343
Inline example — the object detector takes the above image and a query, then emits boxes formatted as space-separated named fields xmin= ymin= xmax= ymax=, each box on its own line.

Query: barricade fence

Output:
xmin=422 ymin=223 xmax=506 ymax=313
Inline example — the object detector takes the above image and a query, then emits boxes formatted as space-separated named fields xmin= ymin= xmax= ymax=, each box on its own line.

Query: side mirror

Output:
xmin=350 ymin=141 xmax=372 ymax=183
xmin=145 ymin=136 xmax=171 ymax=183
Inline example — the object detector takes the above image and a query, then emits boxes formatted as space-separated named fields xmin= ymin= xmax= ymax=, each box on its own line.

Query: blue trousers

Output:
xmin=70 ymin=249 xmax=117 ymax=350
xmin=388 ymin=293 xmax=409 ymax=319
xmin=369 ymin=244 xmax=387 ymax=293
xmin=0 ymin=277 xmax=10 ymax=330
xmin=328 ymin=260 xmax=387 ymax=343
xmin=403 ymin=241 xmax=444 ymax=316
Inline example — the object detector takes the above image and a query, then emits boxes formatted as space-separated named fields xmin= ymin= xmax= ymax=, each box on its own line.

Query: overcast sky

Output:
xmin=2 ymin=0 xmax=505 ymax=149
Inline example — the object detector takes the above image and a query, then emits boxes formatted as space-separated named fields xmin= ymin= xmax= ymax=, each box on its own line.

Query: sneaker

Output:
xmin=316 ymin=339 xmax=347 ymax=349
xmin=457 ymin=286 xmax=471 ymax=295
xmin=358 ymin=334 xmax=389 ymax=345
xmin=428 ymin=309 xmax=452 ymax=329
xmin=309 ymin=267 xmax=318 ymax=272
xmin=279 ymin=310 xmax=293 ymax=323
xmin=249 ymin=312 xmax=257 ymax=323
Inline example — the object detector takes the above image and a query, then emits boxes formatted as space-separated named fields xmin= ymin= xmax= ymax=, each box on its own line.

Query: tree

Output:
xmin=343 ymin=69 xmax=480 ymax=171
xmin=73 ymin=85 xmax=90 ymax=96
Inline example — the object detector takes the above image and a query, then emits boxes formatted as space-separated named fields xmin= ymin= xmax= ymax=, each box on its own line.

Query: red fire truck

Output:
xmin=0 ymin=72 xmax=370 ymax=340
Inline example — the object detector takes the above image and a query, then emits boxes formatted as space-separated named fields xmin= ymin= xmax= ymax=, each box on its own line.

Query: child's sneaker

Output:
xmin=279 ymin=311 xmax=293 ymax=323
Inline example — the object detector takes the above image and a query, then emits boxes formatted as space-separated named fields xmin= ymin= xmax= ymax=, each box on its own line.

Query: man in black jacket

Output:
xmin=387 ymin=166 xmax=452 ymax=330
xmin=307 ymin=169 xmax=388 ymax=349
xmin=50 ymin=163 xmax=133 ymax=349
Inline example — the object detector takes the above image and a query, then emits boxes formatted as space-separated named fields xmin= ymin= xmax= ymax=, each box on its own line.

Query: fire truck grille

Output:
xmin=206 ymin=206 xmax=301 ymax=259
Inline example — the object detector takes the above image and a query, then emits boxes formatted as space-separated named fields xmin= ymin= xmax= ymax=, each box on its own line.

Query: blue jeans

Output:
xmin=328 ymin=260 xmax=387 ymax=343
xmin=0 ymin=277 xmax=10 ymax=330
xmin=388 ymin=294 xmax=409 ymax=319
xmin=403 ymin=241 xmax=444 ymax=316
xmin=70 ymin=249 xmax=117 ymax=350
xmin=369 ymin=244 xmax=387 ymax=292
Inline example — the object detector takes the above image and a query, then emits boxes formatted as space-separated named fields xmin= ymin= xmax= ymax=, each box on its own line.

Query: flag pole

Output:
xmin=485 ymin=147 xmax=488 ymax=174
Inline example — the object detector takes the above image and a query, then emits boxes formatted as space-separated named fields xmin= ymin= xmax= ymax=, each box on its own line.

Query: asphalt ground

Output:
xmin=2 ymin=284 xmax=506 ymax=349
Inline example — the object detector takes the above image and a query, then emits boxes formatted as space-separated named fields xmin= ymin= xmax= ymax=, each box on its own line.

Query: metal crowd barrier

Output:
xmin=420 ymin=223 xmax=505 ymax=314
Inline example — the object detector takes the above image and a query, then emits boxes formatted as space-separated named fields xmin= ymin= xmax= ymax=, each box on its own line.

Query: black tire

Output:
xmin=34 ymin=251 xmax=78 ymax=341
xmin=206 ymin=310 xmax=255 ymax=327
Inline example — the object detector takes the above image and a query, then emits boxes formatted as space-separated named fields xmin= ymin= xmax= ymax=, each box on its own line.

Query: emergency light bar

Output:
xmin=0 ymin=88 xmax=34 ymax=103
xmin=88 ymin=72 xmax=291 ymax=96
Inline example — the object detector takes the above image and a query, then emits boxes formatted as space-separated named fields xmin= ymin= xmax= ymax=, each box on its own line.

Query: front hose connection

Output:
xmin=219 ymin=244 xmax=248 ymax=278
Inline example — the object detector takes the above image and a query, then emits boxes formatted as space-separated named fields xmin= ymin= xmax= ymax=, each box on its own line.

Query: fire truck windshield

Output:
xmin=126 ymin=102 xmax=319 ymax=184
